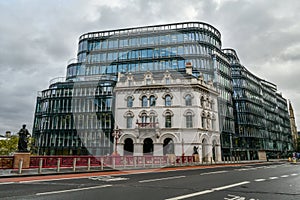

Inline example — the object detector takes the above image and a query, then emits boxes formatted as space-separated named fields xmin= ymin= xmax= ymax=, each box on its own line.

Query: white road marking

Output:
xmin=254 ymin=179 xmax=266 ymax=182
xmin=291 ymin=173 xmax=298 ymax=176
xmin=212 ymin=181 xmax=250 ymax=191
xmin=200 ymin=170 xmax=228 ymax=175
xmin=269 ymin=177 xmax=278 ymax=180
xmin=235 ymin=169 xmax=249 ymax=171
xmin=20 ymin=176 xmax=89 ymax=183
xmin=139 ymin=175 xmax=186 ymax=183
xmin=36 ymin=184 xmax=112 ymax=196
xmin=165 ymin=181 xmax=250 ymax=200
xmin=280 ymin=175 xmax=289 ymax=178
xmin=89 ymin=176 xmax=129 ymax=182
xmin=0 ymin=182 xmax=14 ymax=185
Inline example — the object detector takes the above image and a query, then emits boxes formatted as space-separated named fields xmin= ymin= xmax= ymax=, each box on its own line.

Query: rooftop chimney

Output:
xmin=185 ymin=62 xmax=192 ymax=75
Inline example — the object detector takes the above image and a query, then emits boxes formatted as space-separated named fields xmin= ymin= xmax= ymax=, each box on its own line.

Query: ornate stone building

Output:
xmin=114 ymin=65 xmax=222 ymax=162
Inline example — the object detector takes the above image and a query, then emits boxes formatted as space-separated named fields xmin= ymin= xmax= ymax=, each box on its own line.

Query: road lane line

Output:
xmin=165 ymin=181 xmax=250 ymax=200
xmin=280 ymin=175 xmax=289 ymax=178
xmin=36 ymin=184 xmax=112 ymax=196
xmin=254 ymin=179 xmax=266 ymax=182
xmin=269 ymin=177 xmax=278 ymax=180
xmin=139 ymin=175 xmax=186 ymax=183
xmin=165 ymin=190 xmax=213 ymax=200
xmin=291 ymin=173 xmax=298 ymax=176
xmin=212 ymin=181 xmax=250 ymax=191
xmin=200 ymin=170 xmax=228 ymax=175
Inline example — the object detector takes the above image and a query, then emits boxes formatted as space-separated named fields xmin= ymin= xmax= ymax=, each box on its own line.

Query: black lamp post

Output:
xmin=112 ymin=126 xmax=122 ymax=155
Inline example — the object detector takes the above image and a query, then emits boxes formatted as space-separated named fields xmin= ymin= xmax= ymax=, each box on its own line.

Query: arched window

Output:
xmin=140 ymin=112 xmax=148 ymax=124
xmin=200 ymin=96 xmax=205 ymax=107
xmin=149 ymin=95 xmax=156 ymax=107
xmin=186 ymin=112 xmax=193 ymax=128
xmin=127 ymin=117 xmax=133 ymax=128
xmin=142 ymin=96 xmax=148 ymax=107
xmin=207 ymin=113 xmax=211 ymax=129
xmin=149 ymin=112 xmax=157 ymax=128
xmin=165 ymin=111 xmax=172 ymax=128
xmin=127 ymin=96 xmax=133 ymax=108
xmin=165 ymin=95 xmax=172 ymax=106
xmin=125 ymin=112 xmax=134 ymax=128
xmin=185 ymin=94 xmax=192 ymax=106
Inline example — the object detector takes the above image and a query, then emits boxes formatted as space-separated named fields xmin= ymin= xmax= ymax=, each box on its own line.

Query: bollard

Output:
xmin=134 ymin=157 xmax=137 ymax=168
xmin=159 ymin=158 xmax=162 ymax=167
xmin=38 ymin=158 xmax=43 ymax=174
xmin=123 ymin=157 xmax=126 ymax=169
xmin=180 ymin=157 xmax=184 ymax=166
xmin=210 ymin=157 xmax=213 ymax=165
xmin=18 ymin=158 xmax=23 ymax=174
xmin=87 ymin=158 xmax=91 ymax=171
xmin=151 ymin=157 xmax=154 ymax=168
xmin=167 ymin=157 xmax=170 ymax=166
xmin=100 ymin=157 xmax=104 ymax=170
xmin=112 ymin=157 xmax=116 ymax=169
xmin=57 ymin=158 xmax=61 ymax=172
xmin=143 ymin=157 xmax=146 ymax=168
xmin=73 ymin=158 xmax=76 ymax=172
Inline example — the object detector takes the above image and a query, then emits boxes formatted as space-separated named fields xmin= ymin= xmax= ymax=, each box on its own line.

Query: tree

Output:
xmin=0 ymin=135 xmax=18 ymax=155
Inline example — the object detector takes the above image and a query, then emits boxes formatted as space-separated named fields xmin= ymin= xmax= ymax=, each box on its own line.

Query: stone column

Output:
xmin=215 ymin=144 xmax=222 ymax=162
xmin=116 ymin=143 xmax=124 ymax=156
xmin=134 ymin=143 xmax=143 ymax=156
xmin=153 ymin=143 xmax=163 ymax=156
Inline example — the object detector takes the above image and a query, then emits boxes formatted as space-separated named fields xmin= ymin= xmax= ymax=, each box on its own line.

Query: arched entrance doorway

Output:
xmin=202 ymin=138 xmax=208 ymax=162
xmin=163 ymin=138 xmax=174 ymax=155
xmin=212 ymin=140 xmax=216 ymax=162
xmin=124 ymin=138 xmax=134 ymax=155
xmin=143 ymin=138 xmax=153 ymax=155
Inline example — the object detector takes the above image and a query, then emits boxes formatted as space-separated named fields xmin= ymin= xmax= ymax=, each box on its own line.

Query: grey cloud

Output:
xmin=1 ymin=0 xmax=300 ymax=133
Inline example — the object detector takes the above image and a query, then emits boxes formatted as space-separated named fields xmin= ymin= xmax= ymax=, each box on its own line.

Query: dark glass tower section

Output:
xmin=224 ymin=49 xmax=293 ymax=159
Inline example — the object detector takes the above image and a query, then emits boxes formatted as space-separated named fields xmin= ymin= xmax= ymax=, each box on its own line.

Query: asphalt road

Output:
xmin=0 ymin=162 xmax=299 ymax=200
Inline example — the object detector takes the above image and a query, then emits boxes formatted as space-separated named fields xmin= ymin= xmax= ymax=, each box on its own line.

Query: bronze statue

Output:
xmin=17 ymin=124 xmax=31 ymax=152
xmin=193 ymin=146 xmax=199 ymax=154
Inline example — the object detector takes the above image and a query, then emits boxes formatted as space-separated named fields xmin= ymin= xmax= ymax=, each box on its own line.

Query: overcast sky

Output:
xmin=1 ymin=0 xmax=300 ymax=135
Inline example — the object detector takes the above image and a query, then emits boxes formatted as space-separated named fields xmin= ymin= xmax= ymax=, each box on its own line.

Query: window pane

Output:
xmin=165 ymin=95 xmax=171 ymax=106
xmin=127 ymin=117 xmax=133 ymax=128
xmin=150 ymin=96 xmax=156 ymax=106
xmin=142 ymin=96 xmax=148 ymax=107
xmin=127 ymin=96 xmax=133 ymax=107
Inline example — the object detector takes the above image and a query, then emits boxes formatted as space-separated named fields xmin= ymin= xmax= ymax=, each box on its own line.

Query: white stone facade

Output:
xmin=114 ymin=69 xmax=222 ymax=162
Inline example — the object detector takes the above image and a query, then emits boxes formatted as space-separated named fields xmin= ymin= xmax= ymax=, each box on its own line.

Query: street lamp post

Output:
xmin=112 ymin=126 xmax=122 ymax=155
xmin=181 ymin=139 xmax=185 ymax=163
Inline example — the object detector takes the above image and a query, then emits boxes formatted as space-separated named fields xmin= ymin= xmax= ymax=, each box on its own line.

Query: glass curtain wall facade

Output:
xmin=33 ymin=22 xmax=235 ymax=156
xmin=33 ymin=79 xmax=116 ymax=155
xmin=224 ymin=49 xmax=293 ymax=159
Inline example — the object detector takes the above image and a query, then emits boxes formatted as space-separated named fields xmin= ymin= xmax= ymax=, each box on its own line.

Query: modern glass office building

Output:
xmin=33 ymin=22 xmax=235 ymax=156
xmin=224 ymin=49 xmax=293 ymax=159
xmin=32 ymin=22 xmax=291 ymax=158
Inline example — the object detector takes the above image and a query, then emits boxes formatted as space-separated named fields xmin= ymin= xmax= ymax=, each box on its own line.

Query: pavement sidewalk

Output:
xmin=0 ymin=159 xmax=287 ymax=179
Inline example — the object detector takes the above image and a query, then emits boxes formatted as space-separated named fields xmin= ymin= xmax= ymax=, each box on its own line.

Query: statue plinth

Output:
xmin=13 ymin=152 xmax=31 ymax=169
xmin=193 ymin=154 xmax=199 ymax=162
